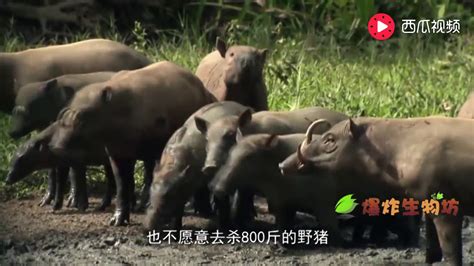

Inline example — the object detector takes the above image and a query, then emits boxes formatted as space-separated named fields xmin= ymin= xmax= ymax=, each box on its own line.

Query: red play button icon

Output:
xmin=368 ymin=13 xmax=395 ymax=41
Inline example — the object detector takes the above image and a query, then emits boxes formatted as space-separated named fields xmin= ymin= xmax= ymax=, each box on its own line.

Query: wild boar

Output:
xmin=198 ymin=107 xmax=348 ymax=174
xmin=279 ymin=137 xmax=419 ymax=248
xmin=210 ymin=133 xmax=346 ymax=245
xmin=0 ymin=39 xmax=150 ymax=113
xmin=5 ymin=122 xmax=115 ymax=211
xmin=10 ymin=72 xmax=115 ymax=139
xmin=284 ymin=117 xmax=474 ymax=265
xmin=195 ymin=38 xmax=268 ymax=111
xmin=197 ymin=107 xmax=347 ymax=226
xmin=49 ymin=61 xmax=216 ymax=226
xmin=145 ymin=101 xmax=252 ymax=231
xmin=458 ymin=91 xmax=474 ymax=119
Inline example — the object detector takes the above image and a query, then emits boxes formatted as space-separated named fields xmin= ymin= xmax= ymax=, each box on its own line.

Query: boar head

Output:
xmin=10 ymin=79 xmax=74 ymax=139
xmin=146 ymin=141 xmax=196 ymax=230
xmin=196 ymin=108 xmax=252 ymax=175
xmin=216 ymin=38 xmax=268 ymax=88
xmin=289 ymin=119 xmax=373 ymax=176
xmin=49 ymin=83 xmax=129 ymax=154
xmin=210 ymin=134 xmax=279 ymax=198
xmin=6 ymin=135 xmax=55 ymax=185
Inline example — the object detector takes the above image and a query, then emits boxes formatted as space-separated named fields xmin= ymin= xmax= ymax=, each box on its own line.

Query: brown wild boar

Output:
xmin=145 ymin=101 xmax=251 ymax=231
xmin=10 ymin=72 xmax=115 ymax=139
xmin=195 ymin=38 xmax=268 ymax=111
xmin=0 ymin=39 xmax=150 ymax=112
xmin=283 ymin=117 xmax=474 ymax=265
xmin=49 ymin=61 xmax=216 ymax=226
xmin=458 ymin=91 xmax=474 ymax=119
xmin=6 ymin=122 xmax=115 ymax=211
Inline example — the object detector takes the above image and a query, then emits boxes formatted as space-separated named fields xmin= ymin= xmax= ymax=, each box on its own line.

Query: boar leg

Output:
xmin=433 ymin=215 xmax=463 ymax=265
xmin=213 ymin=195 xmax=231 ymax=229
xmin=314 ymin=206 xmax=346 ymax=247
xmin=52 ymin=166 xmax=69 ymax=210
xmin=109 ymin=157 xmax=135 ymax=226
xmin=172 ymin=204 xmax=185 ymax=230
xmin=71 ymin=165 xmax=88 ymax=212
xmin=231 ymin=189 xmax=256 ymax=228
xmin=96 ymin=162 xmax=115 ymax=211
xmin=39 ymin=168 xmax=57 ymax=207
xmin=425 ymin=215 xmax=443 ymax=263
xmin=66 ymin=168 xmax=77 ymax=208
xmin=275 ymin=207 xmax=296 ymax=230
xmin=136 ymin=160 xmax=154 ymax=212
xmin=193 ymin=186 xmax=213 ymax=217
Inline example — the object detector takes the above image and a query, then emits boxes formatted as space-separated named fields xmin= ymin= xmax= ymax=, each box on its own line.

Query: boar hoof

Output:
xmin=52 ymin=201 xmax=63 ymax=211
xmin=39 ymin=193 xmax=54 ymax=207
xmin=75 ymin=195 xmax=89 ymax=212
xmin=66 ymin=194 xmax=77 ymax=208
xmin=425 ymin=249 xmax=443 ymax=264
xmin=109 ymin=211 xmax=130 ymax=226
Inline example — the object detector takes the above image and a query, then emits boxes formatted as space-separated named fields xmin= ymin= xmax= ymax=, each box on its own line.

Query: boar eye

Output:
xmin=229 ymin=52 xmax=234 ymax=57
xmin=323 ymin=134 xmax=337 ymax=153
xmin=225 ymin=131 xmax=236 ymax=138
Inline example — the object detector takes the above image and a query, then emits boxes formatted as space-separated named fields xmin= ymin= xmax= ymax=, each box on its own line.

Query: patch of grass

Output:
xmin=0 ymin=23 xmax=472 ymax=200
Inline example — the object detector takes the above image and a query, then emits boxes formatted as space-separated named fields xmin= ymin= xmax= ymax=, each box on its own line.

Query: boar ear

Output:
xmin=101 ymin=87 xmax=113 ymax=103
xmin=195 ymin=116 xmax=209 ymax=134
xmin=43 ymin=79 xmax=58 ymax=93
xmin=264 ymin=134 xmax=279 ymax=148
xmin=349 ymin=119 xmax=363 ymax=140
xmin=238 ymin=109 xmax=252 ymax=128
xmin=259 ymin=49 xmax=268 ymax=62
xmin=236 ymin=128 xmax=244 ymax=142
xmin=216 ymin=37 xmax=227 ymax=58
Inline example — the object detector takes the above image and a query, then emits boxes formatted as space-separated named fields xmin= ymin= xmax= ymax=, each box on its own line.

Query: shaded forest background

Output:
xmin=0 ymin=0 xmax=472 ymax=45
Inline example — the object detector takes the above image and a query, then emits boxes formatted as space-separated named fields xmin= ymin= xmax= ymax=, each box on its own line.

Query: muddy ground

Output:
xmin=1 ymin=195 xmax=474 ymax=265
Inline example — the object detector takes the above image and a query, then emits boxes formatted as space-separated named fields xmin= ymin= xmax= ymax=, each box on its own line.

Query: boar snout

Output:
xmin=279 ymin=153 xmax=299 ymax=176
xmin=5 ymin=173 xmax=14 ymax=185
xmin=202 ymin=164 xmax=218 ymax=176
xmin=5 ymin=168 xmax=20 ymax=185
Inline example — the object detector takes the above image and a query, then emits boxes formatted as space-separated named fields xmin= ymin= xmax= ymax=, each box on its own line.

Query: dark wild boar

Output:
xmin=210 ymin=132 xmax=345 ymax=246
xmin=145 ymin=101 xmax=252 ymax=231
xmin=6 ymin=122 xmax=115 ymax=211
xmin=195 ymin=38 xmax=268 ymax=111
xmin=285 ymin=117 xmax=474 ymax=265
xmin=10 ymin=72 xmax=115 ymax=139
xmin=197 ymin=107 xmax=347 ymax=226
xmin=0 ymin=39 xmax=150 ymax=113
xmin=50 ymin=61 xmax=216 ymax=226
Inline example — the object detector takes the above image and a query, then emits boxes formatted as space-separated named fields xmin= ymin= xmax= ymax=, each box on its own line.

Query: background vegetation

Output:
xmin=0 ymin=0 xmax=473 ymax=201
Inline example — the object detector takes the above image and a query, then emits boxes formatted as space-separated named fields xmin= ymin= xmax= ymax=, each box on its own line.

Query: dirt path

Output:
xmin=1 ymin=196 xmax=473 ymax=264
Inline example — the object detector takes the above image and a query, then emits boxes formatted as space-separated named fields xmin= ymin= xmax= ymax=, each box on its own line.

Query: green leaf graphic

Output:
xmin=335 ymin=194 xmax=358 ymax=214
xmin=431 ymin=192 xmax=444 ymax=200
